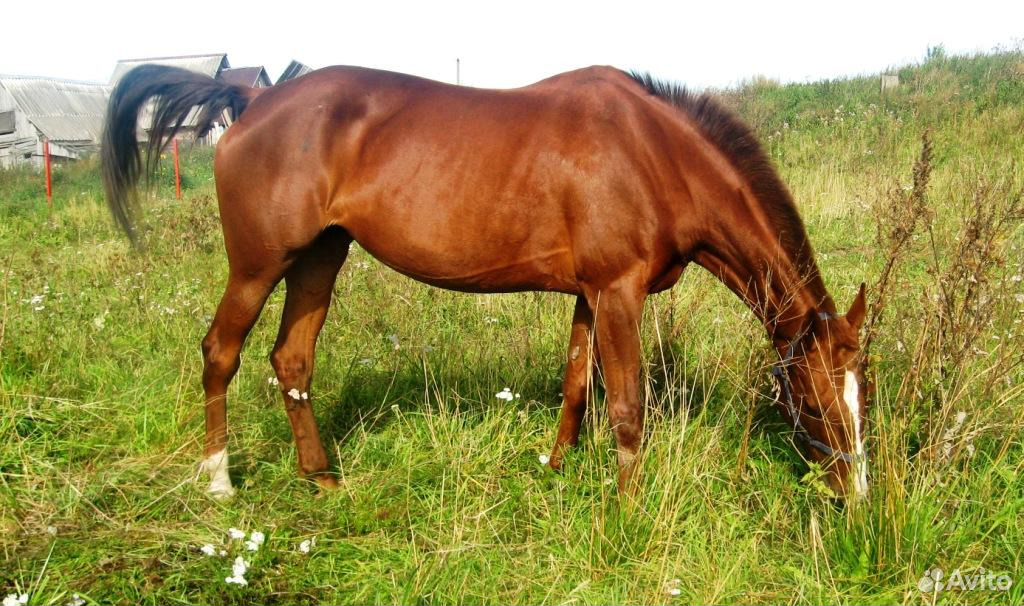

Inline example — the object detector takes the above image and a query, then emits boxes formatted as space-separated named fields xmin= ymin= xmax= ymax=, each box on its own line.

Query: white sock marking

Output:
xmin=203 ymin=448 xmax=235 ymax=498
xmin=844 ymin=370 xmax=868 ymax=496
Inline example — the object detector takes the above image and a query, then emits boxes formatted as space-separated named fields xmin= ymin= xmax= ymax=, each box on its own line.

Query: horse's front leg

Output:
xmin=588 ymin=279 xmax=646 ymax=495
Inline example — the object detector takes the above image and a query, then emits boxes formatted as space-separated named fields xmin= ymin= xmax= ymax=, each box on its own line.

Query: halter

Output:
xmin=771 ymin=312 xmax=855 ymax=464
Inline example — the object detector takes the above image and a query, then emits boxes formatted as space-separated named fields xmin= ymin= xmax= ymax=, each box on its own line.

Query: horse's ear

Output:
xmin=846 ymin=283 xmax=867 ymax=332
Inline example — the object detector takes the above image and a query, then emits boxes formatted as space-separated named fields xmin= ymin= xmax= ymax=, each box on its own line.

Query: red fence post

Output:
xmin=44 ymin=139 xmax=53 ymax=207
xmin=173 ymin=138 xmax=182 ymax=200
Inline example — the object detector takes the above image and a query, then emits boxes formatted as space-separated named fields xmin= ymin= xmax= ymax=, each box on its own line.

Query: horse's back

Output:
xmin=213 ymin=65 xmax=688 ymax=294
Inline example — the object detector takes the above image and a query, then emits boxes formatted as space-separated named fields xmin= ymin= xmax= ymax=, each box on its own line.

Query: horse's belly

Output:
xmin=351 ymin=231 xmax=578 ymax=295
xmin=335 ymin=173 xmax=580 ymax=294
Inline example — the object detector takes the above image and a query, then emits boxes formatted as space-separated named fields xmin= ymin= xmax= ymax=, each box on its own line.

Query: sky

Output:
xmin=4 ymin=0 xmax=1022 ymax=89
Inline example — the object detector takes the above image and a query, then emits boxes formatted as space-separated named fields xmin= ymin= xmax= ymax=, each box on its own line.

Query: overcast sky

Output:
xmin=5 ymin=0 xmax=1022 ymax=89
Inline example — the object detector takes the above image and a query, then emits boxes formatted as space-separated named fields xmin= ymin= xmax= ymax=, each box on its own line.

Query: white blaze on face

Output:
xmin=843 ymin=370 xmax=868 ymax=496
xmin=203 ymin=448 xmax=235 ymax=499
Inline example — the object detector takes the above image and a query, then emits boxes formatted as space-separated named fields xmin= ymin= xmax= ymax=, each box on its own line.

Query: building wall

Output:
xmin=0 ymin=86 xmax=41 ymax=168
xmin=0 ymin=86 xmax=82 ymax=169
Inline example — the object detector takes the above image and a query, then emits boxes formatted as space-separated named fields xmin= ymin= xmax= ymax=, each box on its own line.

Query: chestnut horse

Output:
xmin=102 ymin=64 xmax=869 ymax=499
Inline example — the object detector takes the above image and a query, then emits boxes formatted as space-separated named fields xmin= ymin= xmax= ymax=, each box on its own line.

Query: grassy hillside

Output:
xmin=1 ymin=48 xmax=1022 ymax=605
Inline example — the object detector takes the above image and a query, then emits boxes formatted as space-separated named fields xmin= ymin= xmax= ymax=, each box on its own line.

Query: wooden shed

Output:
xmin=111 ymin=53 xmax=230 ymax=143
xmin=0 ymin=76 xmax=109 ymax=168
xmin=109 ymin=54 xmax=271 ymax=144
xmin=218 ymin=66 xmax=272 ymax=88
xmin=109 ymin=53 xmax=229 ymax=86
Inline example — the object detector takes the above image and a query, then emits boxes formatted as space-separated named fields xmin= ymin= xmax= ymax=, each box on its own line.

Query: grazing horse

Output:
xmin=102 ymin=64 xmax=869 ymax=499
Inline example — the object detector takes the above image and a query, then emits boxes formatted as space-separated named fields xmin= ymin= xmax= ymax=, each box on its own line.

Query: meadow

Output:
xmin=1 ymin=47 xmax=1023 ymax=604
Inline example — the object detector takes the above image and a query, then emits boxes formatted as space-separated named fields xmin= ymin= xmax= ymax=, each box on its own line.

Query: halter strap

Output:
xmin=772 ymin=312 xmax=855 ymax=464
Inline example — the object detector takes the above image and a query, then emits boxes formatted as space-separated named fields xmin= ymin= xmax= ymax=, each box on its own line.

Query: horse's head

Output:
xmin=774 ymin=284 xmax=869 ymax=499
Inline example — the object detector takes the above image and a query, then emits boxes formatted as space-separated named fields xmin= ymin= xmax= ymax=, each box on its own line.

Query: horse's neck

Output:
xmin=693 ymin=193 xmax=835 ymax=348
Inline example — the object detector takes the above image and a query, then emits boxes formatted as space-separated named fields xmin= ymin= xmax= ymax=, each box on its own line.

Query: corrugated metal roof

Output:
xmin=218 ymin=66 xmax=271 ymax=88
xmin=109 ymin=53 xmax=229 ymax=85
xmin=277 ymin=60 xmax=313 ymax=84
xmin=0 ymin=76 xmax=110 ymax=142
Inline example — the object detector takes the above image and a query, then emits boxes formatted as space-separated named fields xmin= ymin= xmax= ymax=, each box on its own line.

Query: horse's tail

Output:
xmin=102 ymin=64 xmax=258 ymax=244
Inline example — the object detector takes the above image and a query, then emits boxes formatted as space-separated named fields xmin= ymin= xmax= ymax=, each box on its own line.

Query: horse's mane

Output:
xmin=626 ymin=71 xmax=818 ymax=278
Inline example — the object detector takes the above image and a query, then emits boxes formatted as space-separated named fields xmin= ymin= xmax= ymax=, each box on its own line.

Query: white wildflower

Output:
xmin=268 ymin=377 xmax=279 ymax=386
xmin=299 ymin=537 xmax=317 ymax=554
xmin=301 ymin=392 xmax=308 ymax=400
xmin=495 ymin=388 xmax=514 ymax=401
xmin=225 ymin=556 xmax=250 ymax=585
xmin=29 ymin=294 xmax=44 ymax=305
xmin=515 ymin=393 xmax=521 ymax=399
xmin=46 ymin=526 xmax=57 ymax=536
xmin=538 ymin=454 xmax=550 ymax=465
xmin=200 ymin=544 xmax=217 ymax=557
xmin=68 ymin=594 xmax=85 ymax=606
xmin=287 ymin=388 xmax=301 ymax=400
xmin=2 ymin=595 xmax=28 ymax=606
xmin=245 ymin=531 xmax=265 ymax=551
xmin=228 ymin=527 xmax=245 ymax=540
xmin=33 ymin=306 xmax=44 ymax=312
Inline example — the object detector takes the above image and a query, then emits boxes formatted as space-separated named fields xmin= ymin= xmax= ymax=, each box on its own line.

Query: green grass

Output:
xmin=2 ymin=49 xmax=1023 ymax=605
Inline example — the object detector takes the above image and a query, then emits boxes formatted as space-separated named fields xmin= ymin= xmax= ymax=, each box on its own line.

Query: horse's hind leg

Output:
xmin=270 ymin=229 xmax=351 ymax=489
xmin=202 ymin=272 xmax=283 ymax=498
xmin=549 ymin=296 xmax=597 ymax=470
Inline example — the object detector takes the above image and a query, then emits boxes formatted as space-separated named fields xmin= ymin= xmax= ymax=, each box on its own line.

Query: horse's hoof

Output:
xmin=315 ymin=475 xmax=339 ymax=491
xmin=207 ymin=485 xmax=236 ymax=501
xmin=547 ymin=451 xmax=564 ymax=473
